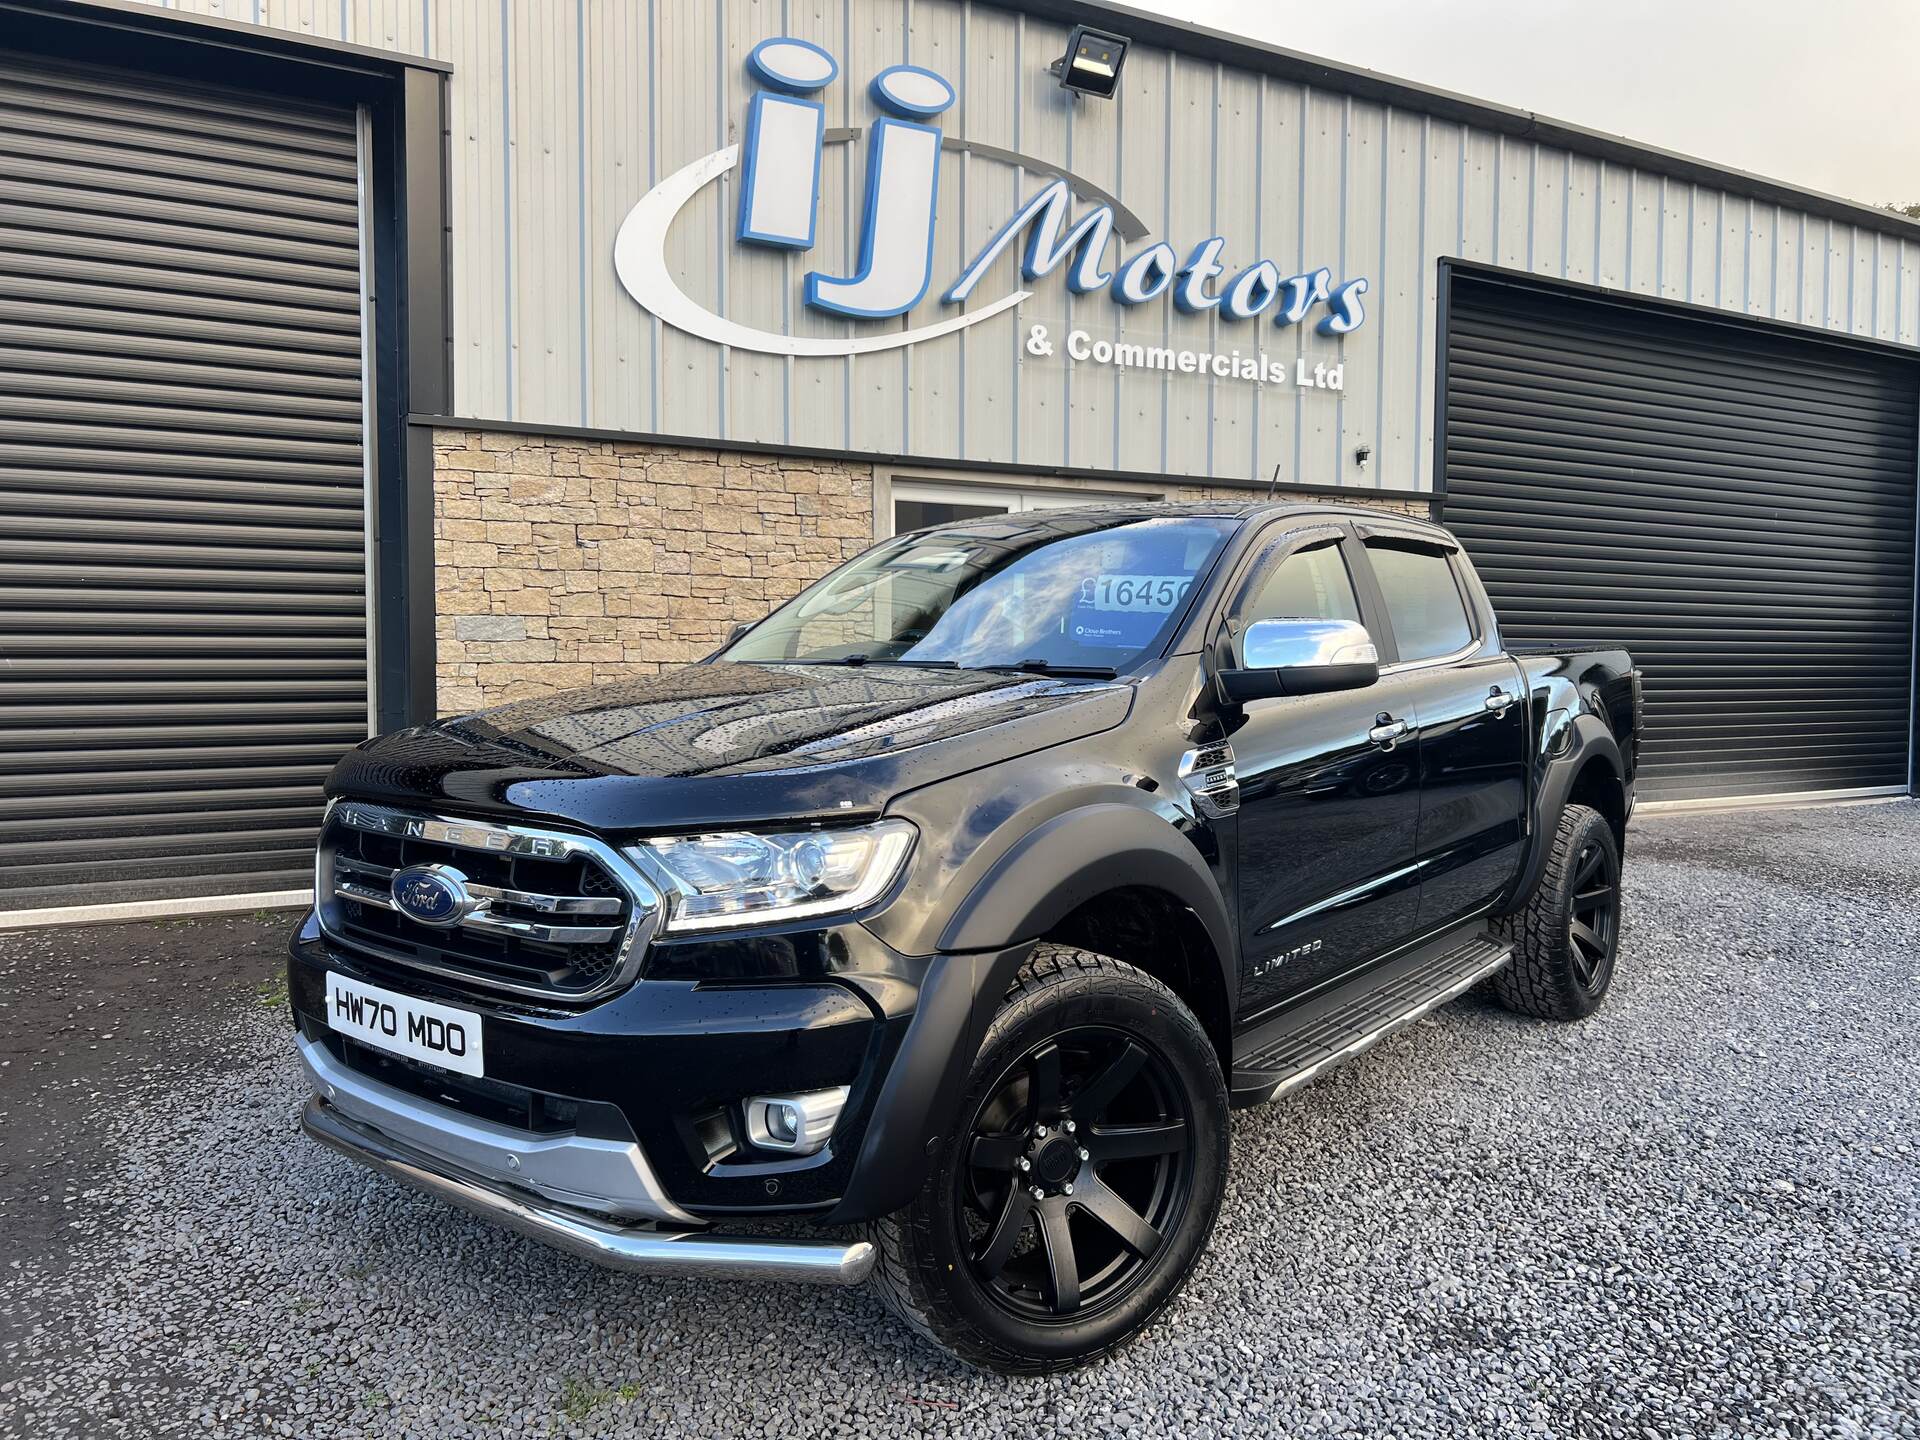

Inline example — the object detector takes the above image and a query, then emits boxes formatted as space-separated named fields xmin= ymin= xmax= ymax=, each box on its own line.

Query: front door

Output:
xmin=1223 ymin=532 xmax=1425 ymax=1018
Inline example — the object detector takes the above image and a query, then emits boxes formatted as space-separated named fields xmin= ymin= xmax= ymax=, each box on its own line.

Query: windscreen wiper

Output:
xmin=993 ymin=659 xmax=1120 ymax=679
xmin=793 ymin=655 xmax=960 ymax=668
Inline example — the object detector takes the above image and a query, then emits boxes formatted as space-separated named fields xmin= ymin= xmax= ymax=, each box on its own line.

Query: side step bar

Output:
xmin=1229 ymin=933 xmax=1512 ymax=1106
xmin=302 ymin=1098 xmax=876 ymax=1286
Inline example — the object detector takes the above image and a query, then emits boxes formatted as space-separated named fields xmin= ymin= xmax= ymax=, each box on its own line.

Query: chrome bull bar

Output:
xmin=300 ymin=1099 xmax=876 ymax=1287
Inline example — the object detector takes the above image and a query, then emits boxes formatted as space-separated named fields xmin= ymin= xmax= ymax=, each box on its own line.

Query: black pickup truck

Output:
xmin=289 ymin=501 xmax=1640 ymax=1372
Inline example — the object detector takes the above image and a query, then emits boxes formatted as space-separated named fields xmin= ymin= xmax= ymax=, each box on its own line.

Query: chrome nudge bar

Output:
xmin=300 ymin=1095 xmax=875 ymax=1287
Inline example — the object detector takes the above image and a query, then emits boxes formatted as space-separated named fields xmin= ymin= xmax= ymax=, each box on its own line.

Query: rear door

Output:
xmin=1223 ymin=527 xmax=1426 ymax=1017
xmin=1355 ymin=535 xmax=1529 ymax=930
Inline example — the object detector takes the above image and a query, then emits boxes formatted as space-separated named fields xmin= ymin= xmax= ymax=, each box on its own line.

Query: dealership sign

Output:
xmin=1024 ymin=323 xmax=1348 ymax=391
xmin=614 ymin=36 xmax=1369 ymax=358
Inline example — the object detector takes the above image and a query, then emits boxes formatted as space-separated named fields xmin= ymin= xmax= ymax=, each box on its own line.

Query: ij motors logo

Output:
xmin=614 ymin=36 xmax=1369 ymax=359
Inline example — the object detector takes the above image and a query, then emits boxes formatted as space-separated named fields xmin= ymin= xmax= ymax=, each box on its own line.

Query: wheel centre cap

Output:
xmin=1032 ymin=1136 xmax=1079 ymax=1187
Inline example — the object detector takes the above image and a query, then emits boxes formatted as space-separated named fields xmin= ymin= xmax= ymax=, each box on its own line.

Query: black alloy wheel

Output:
xmin=867 ymin=945 xmax=1228 ymax=1373
xmin=960 ymin=1027 xmax=1192 ymax=1320
xmin=1491 ymin=801 xmax=1624 ymax=1021
xmin=1566 ymin=834 xmax=1619 ymax=993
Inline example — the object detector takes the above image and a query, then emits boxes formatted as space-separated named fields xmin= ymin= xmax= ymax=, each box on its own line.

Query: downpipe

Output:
xmin=301 ymin=1098 xmax=876 ymax=1286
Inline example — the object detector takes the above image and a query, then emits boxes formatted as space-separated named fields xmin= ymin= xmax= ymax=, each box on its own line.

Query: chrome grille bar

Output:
xmin=461 ymin=911 xmax=620 ymax=944
xmin=330 ymin=876 xmax=620 ymax=944
xmin=333 ymin=856 xmax=623 ymax=916
xmin=468 ymin=881 xmax=622 ymax=917
xmin=316 ymin=800 xmax=662 ymax=1003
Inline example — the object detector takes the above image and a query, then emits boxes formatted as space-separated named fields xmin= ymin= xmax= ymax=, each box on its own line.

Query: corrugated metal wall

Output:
xmin=126 ymin=0 xmax=1920 ymax=494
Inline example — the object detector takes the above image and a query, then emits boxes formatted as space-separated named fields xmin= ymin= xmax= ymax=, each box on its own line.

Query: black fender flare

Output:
xmin=936 ymin=801 xmax=1236 ymax=969
xmin=1500 ymin=714 xmax=1625 ymax=913
xmin=827 ymin=804 xmax=1235 ymax=1224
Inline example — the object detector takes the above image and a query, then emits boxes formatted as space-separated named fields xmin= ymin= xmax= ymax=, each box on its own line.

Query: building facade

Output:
xmin=2 ymin=0 xmax=1915 ymax=916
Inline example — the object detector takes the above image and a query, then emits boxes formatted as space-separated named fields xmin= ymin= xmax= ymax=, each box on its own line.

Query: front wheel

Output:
xmin=869 ymin=944 xmax=1228 ymax=1374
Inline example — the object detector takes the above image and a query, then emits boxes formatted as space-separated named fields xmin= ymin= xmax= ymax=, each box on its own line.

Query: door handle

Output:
xmin=1368 ymin=715 xmax=1409 ymax=747
xmin=1484 ymin=689 xmax=1518 ymax=712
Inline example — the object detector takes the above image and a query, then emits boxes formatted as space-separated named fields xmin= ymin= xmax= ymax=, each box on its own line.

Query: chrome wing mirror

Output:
xmin=1217 ymin=618 xmax=1381 ymax=704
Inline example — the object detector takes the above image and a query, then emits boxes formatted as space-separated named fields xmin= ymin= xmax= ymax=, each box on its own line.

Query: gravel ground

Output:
xmin=2 ymin=801 xmax=1917 ymax=1439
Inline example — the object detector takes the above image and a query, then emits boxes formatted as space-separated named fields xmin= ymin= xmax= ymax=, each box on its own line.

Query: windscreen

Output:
xmin=721 ymin=514 xmax=1236 ymax=672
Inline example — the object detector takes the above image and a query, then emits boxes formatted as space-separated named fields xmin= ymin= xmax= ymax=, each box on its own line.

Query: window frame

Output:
xmin=1211 ymin=522 xmax=1387 ymax=669
xmin=1231 ymin=533 xmax=1366 ymax=649
xmin=881 ymin=475 xmax=1161 ymax=538
xmin=1354 ymin=537 xmax=1483 ymax=671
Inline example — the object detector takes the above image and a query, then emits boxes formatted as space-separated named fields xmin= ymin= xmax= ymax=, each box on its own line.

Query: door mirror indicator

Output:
xmin=1217 ymin=618 xmax=1381 ymax=703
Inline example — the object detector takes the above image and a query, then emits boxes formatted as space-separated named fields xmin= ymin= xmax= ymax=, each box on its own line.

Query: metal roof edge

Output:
xmin=0 ymin=0 xmax=454 ymax=75
xmin=994 ymin=0 xmax=1920 ymax=245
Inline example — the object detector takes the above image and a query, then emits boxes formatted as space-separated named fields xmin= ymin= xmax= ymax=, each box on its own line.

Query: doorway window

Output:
xmin=887 ymin=479 xmax=1156 ymax=537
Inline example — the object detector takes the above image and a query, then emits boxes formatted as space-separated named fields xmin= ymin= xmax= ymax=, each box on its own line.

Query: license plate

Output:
xmin=323 ymin=971 xmax=485 ymax=1078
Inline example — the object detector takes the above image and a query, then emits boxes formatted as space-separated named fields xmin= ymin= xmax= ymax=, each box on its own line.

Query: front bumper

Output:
xmin=297 ymin=1033 xmax=697 ymax=1222
xmin=289 ymin=913 xmax=910 ymax=1219
xmin=289 ymin=908 xmax=1025 ymax=1236
xmin=301 ymin=1094 xmax=875 ymax=1285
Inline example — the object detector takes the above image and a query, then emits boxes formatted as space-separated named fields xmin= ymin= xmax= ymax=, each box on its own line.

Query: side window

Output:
xmin=1242 ymin=541 xmax=1362 ymax=631
xmin=1365 ymin=541 xmax=1474 ymax=661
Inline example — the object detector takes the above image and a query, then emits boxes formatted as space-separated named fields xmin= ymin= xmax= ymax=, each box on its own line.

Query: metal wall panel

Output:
xmin=1441 ymin=272 xmax=1918 ymax=803
xmin=0 ymin=49 xmax=367 ymax=905
xmin=116 ymin=0 xmax=1920 ymax=492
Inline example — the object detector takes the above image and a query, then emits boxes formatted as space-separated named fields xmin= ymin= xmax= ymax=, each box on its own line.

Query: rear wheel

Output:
xmin=869 ymin=944 xmax=1227 ymax=1374
xmin=1491 ymin=802 xmax=1622 ymax=1020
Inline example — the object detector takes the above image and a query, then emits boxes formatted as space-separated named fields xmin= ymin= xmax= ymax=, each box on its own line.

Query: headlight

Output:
xmin=627 ymin=820 xmax=916 ymax=933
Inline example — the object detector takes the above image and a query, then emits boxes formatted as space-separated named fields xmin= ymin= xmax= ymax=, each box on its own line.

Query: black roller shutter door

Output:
xmin=0 ymin=53 xmax=368 ymax=909
xmin=1441 ymin=272 xmax=1918 ymax=804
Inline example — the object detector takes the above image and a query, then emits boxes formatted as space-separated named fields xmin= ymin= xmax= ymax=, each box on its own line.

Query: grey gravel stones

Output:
xmin=3 ymin=801 xmax=1917 ymax=1437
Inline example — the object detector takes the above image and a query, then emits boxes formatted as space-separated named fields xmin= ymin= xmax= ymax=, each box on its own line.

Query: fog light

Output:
xmin=765 ymin=1102 xmax=800 ymax=1145
xmin=745 ymin=1087 xmax=850 ymax=1155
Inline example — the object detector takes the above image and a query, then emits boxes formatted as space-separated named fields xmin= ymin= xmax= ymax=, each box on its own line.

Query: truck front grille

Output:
xmin=315 ymin=801 xmax=661 ymax=1003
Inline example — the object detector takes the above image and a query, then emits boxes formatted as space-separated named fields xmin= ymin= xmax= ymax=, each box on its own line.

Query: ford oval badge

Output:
xmin=390 ymin=864 xmax=471 ymax=927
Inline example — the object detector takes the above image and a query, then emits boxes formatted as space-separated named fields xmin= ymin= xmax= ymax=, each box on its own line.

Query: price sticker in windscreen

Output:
xmin=1070 ymin=573 xmax=1193 ymax=646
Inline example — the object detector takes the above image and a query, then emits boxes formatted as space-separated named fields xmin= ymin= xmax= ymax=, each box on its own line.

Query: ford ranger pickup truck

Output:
xmin=289 ymin=501 xmax=1640 ymax=1373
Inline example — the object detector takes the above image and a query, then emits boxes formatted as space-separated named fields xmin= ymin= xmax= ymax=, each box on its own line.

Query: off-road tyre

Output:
xmin=868 ymin=944 xmax=1228 ymax=1374
xmin=1491 ymin=802 xmax=1622 ymax=1021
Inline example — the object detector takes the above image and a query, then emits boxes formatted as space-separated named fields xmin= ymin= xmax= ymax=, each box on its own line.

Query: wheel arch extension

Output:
xmin=1501 ymin=715 xmax=1626 ymax=913
xmin=1566 ymin=751 xmax=1629 ymax=854
xmin=825 ymin=802 xmax=1228 ymax=1228
xmin=937 ymin=803 xmax=1237 ymax=1025
xmin=833 ymin=805 xmax=1237 ymax=1226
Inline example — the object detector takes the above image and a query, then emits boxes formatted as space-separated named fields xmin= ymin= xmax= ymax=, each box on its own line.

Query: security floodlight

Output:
xmin=1050 ymin=25 xmax=1128 ymax=98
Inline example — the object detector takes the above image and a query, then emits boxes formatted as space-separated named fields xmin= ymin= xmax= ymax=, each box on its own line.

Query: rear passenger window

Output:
xmin=1244 ymin=541 xmax=1362 ymax=628
xmin=1366 ymin=542 xmax=1473 ymax=661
